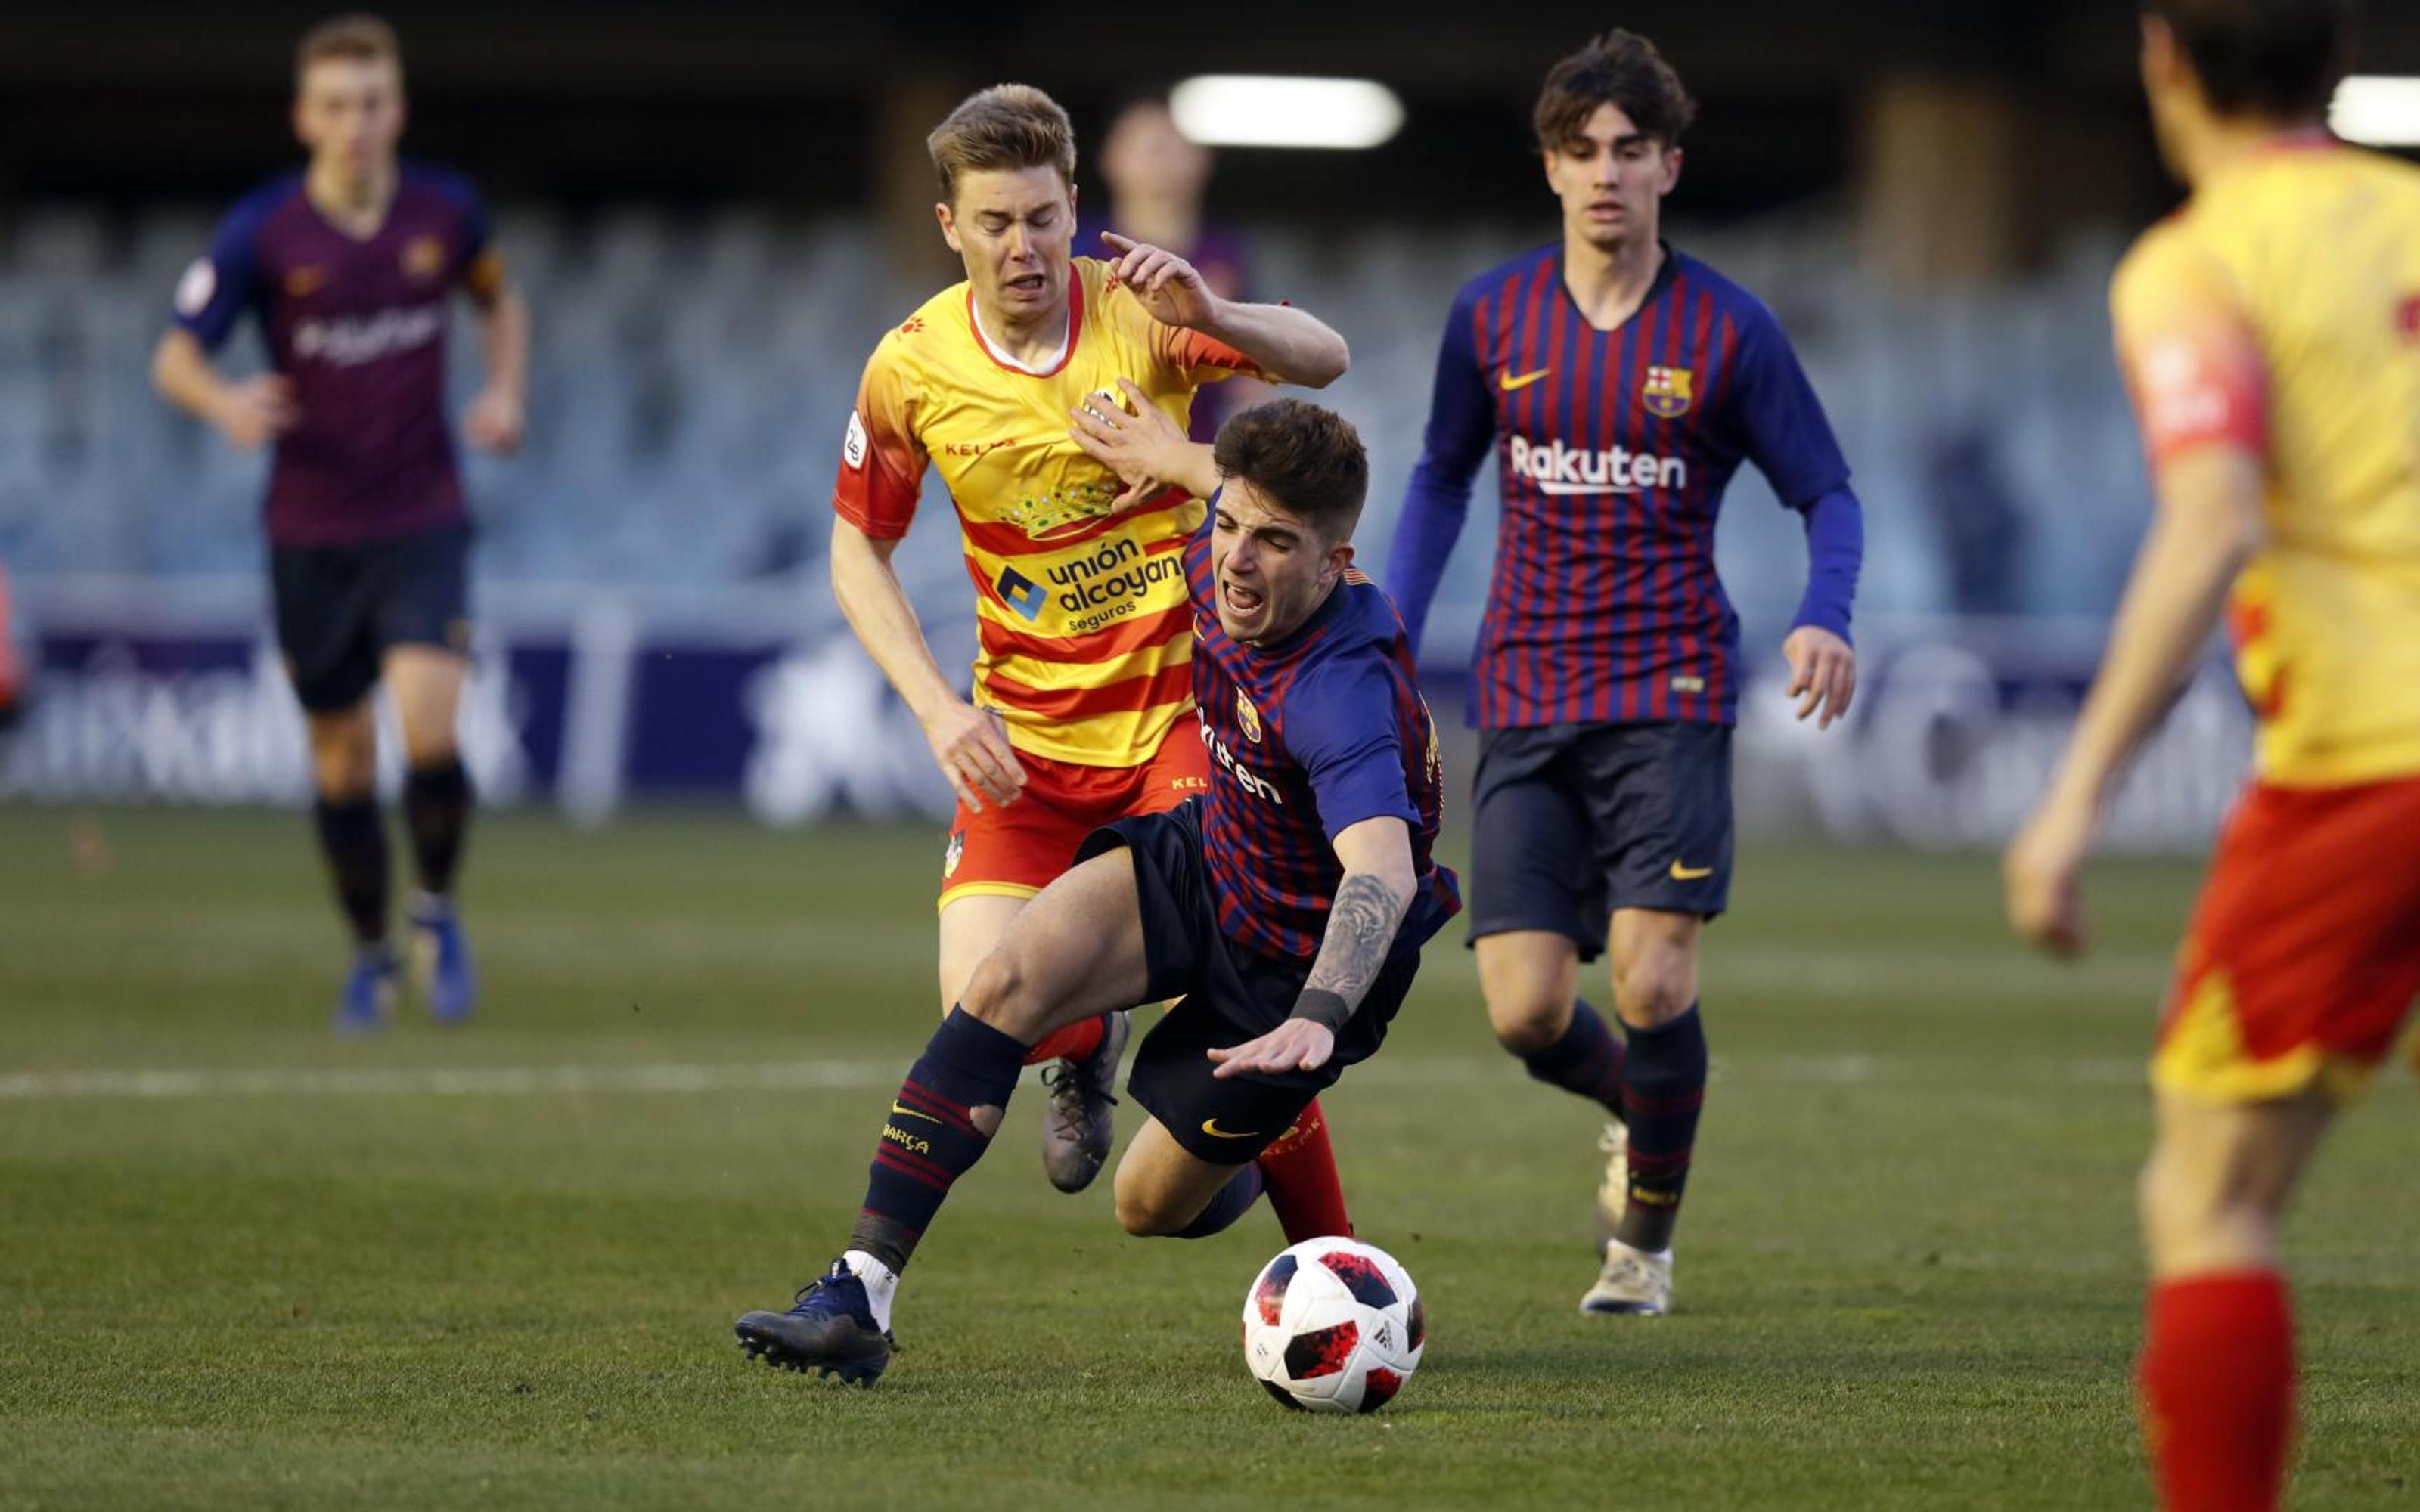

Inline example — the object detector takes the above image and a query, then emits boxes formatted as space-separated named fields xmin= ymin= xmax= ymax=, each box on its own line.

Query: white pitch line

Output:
xmin=0 ymin=1060 xmax=901 ymax=1102
xmin=0 ymin=1053 xmax=2147 ymax=1103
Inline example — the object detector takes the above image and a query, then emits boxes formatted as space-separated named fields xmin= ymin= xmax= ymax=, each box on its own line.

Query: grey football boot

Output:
xmin=1039 ymin=1009 xmax=1131 ymax=1193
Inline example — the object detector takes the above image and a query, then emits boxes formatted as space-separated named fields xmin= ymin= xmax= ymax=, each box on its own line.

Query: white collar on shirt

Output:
xmin=969 ymin=295 xmax=1073 ymax=376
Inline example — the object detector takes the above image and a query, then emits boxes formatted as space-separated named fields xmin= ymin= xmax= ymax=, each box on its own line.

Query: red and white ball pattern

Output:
xmin=1242 ymin=1237 xmax=1425 ymax=1414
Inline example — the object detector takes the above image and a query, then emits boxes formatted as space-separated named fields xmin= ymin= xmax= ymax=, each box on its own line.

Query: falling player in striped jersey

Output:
xmin=737 ymin=398 xmax=1457 ymax=1385
xmin=820 ymin=85 xmax=1361 ymax=1231
xmin=1386 ymin=31 xmax=1865 ymax=1315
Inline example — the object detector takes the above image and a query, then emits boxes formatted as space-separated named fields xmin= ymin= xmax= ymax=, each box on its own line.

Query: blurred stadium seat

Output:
xmin=0 ymin=203 xmax=2152 ymax=624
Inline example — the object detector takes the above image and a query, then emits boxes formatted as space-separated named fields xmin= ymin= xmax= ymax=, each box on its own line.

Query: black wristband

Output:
xmin=1289 ymin=988 xmax=1351 ymax=1033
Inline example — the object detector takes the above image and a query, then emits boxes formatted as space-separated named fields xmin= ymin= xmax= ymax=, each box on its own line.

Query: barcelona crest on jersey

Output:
xmin=402 ymin=235 xmax=448 ymax=281
xmin=1641 ymin=365 xmax=1695 ymax=419
xmin=1236 ymin=689 xmax=1264 ymax=744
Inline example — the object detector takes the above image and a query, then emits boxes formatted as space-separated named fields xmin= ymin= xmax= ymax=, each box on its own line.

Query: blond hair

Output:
xmin=296 ymin=14 xmax=401 ymax=79
xmin=927 ymin=85 xmax=1076 ymax=204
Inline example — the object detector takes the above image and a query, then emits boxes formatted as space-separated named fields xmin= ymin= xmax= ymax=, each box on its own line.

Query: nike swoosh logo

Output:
xmin=1668 ymin=861 xmax=1714 ymax=881
xmin=890 ymin=1102 xmax=944 ymax=1126
xmin=1200 ymin=1118 xmax=1261 ymax=1139
xmin=1500 ymin=367 xmax=1552 ymax=392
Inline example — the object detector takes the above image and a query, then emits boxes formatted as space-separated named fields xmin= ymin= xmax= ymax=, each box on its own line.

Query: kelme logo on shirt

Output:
xmin=941 ymin=437 xmax=1019 ymax=459
xmin=842 ymin=412 xmax=868 ymax=470
xmin=996 ymin=566 xmax=1047 ymax=621
xmin=1641 ymin=365 xmax=1695 ymax=417
xmin=1507 ymin=435 xmax=1687 ymax=496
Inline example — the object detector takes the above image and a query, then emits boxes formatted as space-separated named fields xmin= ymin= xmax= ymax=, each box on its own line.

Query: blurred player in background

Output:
xmin=825 ymin=85 xmax=1362 ymax=1225
xmin=2005 ymin=1 xmax=2417 ymax=1505
xmin=1387 ymin=31 xmax=1864 ymax=1316
xmin=740 ymin=398 xmax=1457 ymax=1385
xmin=0 ymin=562 xmax=22 ymax=733
xmin=1085 ymin=94 xmax=1269 ymax=442
xmin=150 ymin=14 xmax=527 ymax=1032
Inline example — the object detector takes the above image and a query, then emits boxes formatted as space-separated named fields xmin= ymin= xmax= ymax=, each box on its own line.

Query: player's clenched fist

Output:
xmin=1100 ymin=231 xmax=1220 ymax=330
xmin=2003 ymin=795 xmax=2094 ymax=959
xmin=1782 ymin=626 xmax=1857 ymax=730
xmin=463 ymin=386 xmax=524 ymax=455
xmin=210 ymin=374 xmax=299 ymax=451
xmin=921 ymin=699 xmax=1026 ymax=813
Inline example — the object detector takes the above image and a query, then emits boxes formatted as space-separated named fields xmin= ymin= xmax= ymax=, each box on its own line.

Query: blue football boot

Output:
xmin=332 ymin=947 xmax=400 ymax=1036
xmin=735 ymin=1259 xmax=895 ymax=1385
xmin=408 ymin=895 xmax=477 ymax=1025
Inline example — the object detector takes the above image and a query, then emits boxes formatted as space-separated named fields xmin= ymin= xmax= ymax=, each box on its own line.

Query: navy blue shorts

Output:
xmin=1078 ymin=797 xmax=1419 ymax=1164
xmin=268 ymin=523 xmax=472 ymax=713
xmin=1467 ymin=722 xmax=1733 ymax=962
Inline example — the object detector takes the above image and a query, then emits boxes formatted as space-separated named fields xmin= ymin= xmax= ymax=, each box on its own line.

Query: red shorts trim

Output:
xmin=936 ymin=717 xmax=1210 ymax=910
xmin=2152 ymin=776 xmax=2420 ymax=1104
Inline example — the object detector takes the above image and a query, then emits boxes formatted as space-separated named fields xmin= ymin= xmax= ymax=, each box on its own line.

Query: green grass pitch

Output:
xmin=3 ymin=806 xmax=2417 ymax=1508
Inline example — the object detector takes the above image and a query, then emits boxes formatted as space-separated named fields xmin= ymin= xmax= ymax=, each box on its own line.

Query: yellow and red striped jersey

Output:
xmin=2111 ymin=135 xmax=2420 ymax=787
xmin=835 ymin=258 xmax=1255 ymax=767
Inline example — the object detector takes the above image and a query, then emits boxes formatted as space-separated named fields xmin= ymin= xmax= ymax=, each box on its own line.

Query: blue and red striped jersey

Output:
xmin=1187 ymin=520 xmax=1461 ymax=965
xmin=172 ymin=163 xmax=503 ymax=548
xmin=1387 ymin=243 xmax=1863 ymax=729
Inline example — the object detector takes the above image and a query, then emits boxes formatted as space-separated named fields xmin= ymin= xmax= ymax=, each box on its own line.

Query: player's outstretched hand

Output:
xmin=212 ymin=375 xmax=298 ymax=451
xmin=1100 ymin=231 xmax=1218 ymax=330
xmin=922 ymin=699 xmax=1025 ymax=813
xmin=1782 ymin=626 xmax=1857 ymax=730
xmin=2003 ymin=796 xmax=2094 ymax=959
xmin=464 ymin=386 xmax=525 ymax=455
xmin=1208 ymin=1020 xmax=1336 ymax=1080
xmin=1069 ymin=377 xmax=1202 ymax=507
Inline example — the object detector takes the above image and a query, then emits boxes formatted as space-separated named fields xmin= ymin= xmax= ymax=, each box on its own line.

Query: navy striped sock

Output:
xmin=849 ymin=1007 xmax=1025 ymax=1272
xmin=1518 ymin=998 xmax=1627 ymax=1119
xmin=1173 ymin=1164 xmax=1266 ymax=1240
xmin=1615 ymin=1005 xmax=1707 ymax=1253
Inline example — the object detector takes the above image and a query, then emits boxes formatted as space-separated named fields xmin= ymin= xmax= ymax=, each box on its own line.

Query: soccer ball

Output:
xmin=1242 ymin=1237 xmax=1424 ymax=1414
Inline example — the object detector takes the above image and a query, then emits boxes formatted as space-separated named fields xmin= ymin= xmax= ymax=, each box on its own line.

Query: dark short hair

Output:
xmin=1212 ymin=400 xmax=1369 ymax=543
xmin=2145 ymin=0 xmax=2356 ymax=117
xmin=1534 ymin=30 xmax=1698 ymax=153
xmin=927 ymin=84 xmax=1077 ymax=205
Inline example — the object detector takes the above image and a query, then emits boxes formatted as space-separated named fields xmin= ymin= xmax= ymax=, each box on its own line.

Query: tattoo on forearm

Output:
xmin=1299 ymin=872 xmax=1410 ymax=1020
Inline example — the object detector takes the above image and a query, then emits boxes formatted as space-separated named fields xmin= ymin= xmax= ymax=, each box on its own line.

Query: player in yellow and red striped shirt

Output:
xmin=2006 ymin=2 xmax=2420 ymax=1504
xmin=826 ymin=85 xmax=1360 ymax=1238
